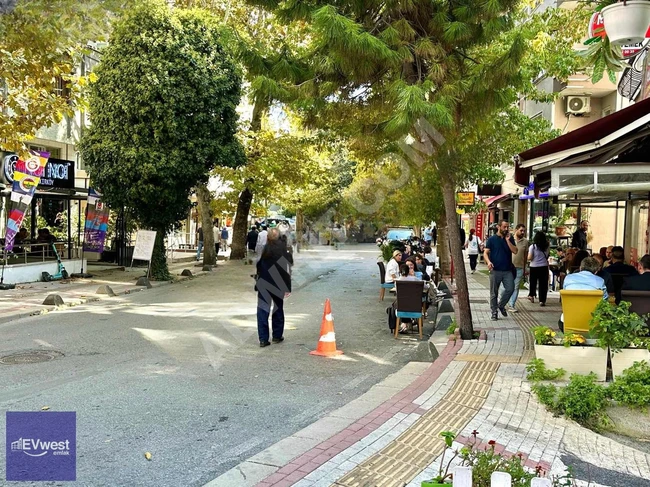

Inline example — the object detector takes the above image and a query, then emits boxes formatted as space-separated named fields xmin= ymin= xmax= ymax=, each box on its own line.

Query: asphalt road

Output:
xmin=0 ymin=244 xmax=427 ymax=487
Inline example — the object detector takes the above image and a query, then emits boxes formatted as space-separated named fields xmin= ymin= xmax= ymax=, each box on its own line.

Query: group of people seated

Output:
xmin=558 ymin=248 xmax=650 ymax=330
xmin=3 ymin=228 xmax=58 ymax=255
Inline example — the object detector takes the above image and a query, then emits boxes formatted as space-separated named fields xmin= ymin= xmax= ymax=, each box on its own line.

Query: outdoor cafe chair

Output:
xmin=377 ymin=261 xmax=394 ymax=301
xmin=559 ymin=289 xmax=603 ymax=335
xmin=621 ymin=290 xmax=650 ymax=325
xmin=393 ymin=280 xmax=425 ymax=340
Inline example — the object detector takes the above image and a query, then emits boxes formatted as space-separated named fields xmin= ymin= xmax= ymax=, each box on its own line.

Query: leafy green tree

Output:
xmin=0 ymin=0 xmax=131 ymax=152
xmin=79 ymin=1 xmax=244 ymax=279
xmin=247 ymin=0 xmax=575 ymax=338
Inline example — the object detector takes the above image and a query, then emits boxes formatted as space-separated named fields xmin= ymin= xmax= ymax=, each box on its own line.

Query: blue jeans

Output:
xmin=196 ymin=240 xmax=203 ymax=260
xmin=509 ymin=267 xmax=524 ymax=307
xmin=490 ymin=270 xmax=515 ymax=313
xmin=257 ymin=292 xmax=285 ymax=343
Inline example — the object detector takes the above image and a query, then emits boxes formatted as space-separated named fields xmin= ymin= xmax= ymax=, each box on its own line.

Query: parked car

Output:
xmin=386 ymin=227 xmax=414 ymax=241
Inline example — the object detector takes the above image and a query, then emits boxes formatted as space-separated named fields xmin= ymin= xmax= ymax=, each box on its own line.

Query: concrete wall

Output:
xmin=3 ymin=259 xmax=86 ymax=284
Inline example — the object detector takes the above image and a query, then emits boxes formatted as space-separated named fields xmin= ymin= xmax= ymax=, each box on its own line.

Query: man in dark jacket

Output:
xmin=256 ymin=228 xmax=293 ymax=347
xmin=604 ymin=246 xmax=638 ymax=303
xmin=571 ymin=220 xmax=588 ymax=250
xmin=622 ymin=254 xmax=650 ymax=291
xmin=246 ymin=226 xmax=259 ymax=264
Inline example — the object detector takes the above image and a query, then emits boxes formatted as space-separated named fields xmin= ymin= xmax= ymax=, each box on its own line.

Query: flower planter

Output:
xmin=610 ymin=348 xmax=650 ymax=378
xmin=602 ymin=1 xmax=650 ymax=46
xmin=421 ymin=482 xmax=448 ymax=487
xmin=534 ymin=344 xmax=608 ymax=381
xmin=554 ymin=225 xmax=567 ymax=236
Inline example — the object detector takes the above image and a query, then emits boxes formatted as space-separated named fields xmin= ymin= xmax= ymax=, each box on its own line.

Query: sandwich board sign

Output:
xmin=131 ymin=230 xmax=157 ymax=278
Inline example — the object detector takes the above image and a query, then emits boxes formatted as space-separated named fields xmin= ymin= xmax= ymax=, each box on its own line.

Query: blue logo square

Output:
xmin=6 ymin=412 xmax=76 ymax=481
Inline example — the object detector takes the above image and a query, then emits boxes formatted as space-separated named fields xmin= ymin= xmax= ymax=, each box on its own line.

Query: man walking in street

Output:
xmin=256 ymin=228 xmax=293 ymax=347
xmin=195 ymin=225 xmax=204 ymax=261
xmin=571 ymin=220 xmax=588 ymax=251
xmin=431 ymin=225 xmax=437 ymax=247
xmin=508 ymin=224 xmax=528 ymax=313
xmin=483 ymin=220 xmax=518 ymax=321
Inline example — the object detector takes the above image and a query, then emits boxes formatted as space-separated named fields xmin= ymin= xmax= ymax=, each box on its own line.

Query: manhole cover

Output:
xmin=0 ymin=350 xmax=65 ymax=365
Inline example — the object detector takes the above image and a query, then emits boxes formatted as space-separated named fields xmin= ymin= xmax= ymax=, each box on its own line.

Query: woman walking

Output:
xmin=464 ymin=228 xmax=482 ymax=274
xmin=528 ymin=231 xmax=550 ymax=306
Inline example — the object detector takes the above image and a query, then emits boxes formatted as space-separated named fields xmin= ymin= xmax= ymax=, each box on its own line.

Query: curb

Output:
xmin=203 ymin=341 xmax=462 ymax=487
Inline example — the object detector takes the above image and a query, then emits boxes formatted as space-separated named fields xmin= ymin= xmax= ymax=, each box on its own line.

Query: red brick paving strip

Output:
xmin=255 ymin=338 xmax=464 ymax=486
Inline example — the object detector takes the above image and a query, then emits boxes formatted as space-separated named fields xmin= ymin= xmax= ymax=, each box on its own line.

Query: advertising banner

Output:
xmin=82 ymin=189 xmax=110 ymax=253
xmin=3 ymin=150 xmax=49 ymax=252
xmin=456 ymin=192 xmax=476 ymax=206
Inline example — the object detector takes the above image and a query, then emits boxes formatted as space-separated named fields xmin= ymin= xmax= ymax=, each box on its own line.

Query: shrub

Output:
xmin=532 ymin=373 xmax=610 ymax=429
xmin=526 ymin=359 xmax=565 ymax=382
xmin=589 ymin=300 xmax=648 ymax=353
xmin=608 ymin=361 xmax=650 ymax=408
xmin=446 ymin=320 xmax=458 ymax=335
xmin=459 ymin=441 xmax=535 ymax=487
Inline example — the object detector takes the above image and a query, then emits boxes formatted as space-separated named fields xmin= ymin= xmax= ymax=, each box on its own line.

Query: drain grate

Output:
xmin=0 ymin=350 xmax=64 ymax=365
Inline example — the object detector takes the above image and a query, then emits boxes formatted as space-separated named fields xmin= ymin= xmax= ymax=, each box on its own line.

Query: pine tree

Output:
xmin=247 ymin=0 xmax=576 ymax=338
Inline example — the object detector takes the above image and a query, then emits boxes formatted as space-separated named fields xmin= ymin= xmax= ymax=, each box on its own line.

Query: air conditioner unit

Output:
xmin=566 ymin=96 xmax=591 ymax=115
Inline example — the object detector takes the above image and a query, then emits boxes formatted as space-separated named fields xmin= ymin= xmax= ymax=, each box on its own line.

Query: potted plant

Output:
xmin=589 ymin=299 xmax=650 ymax=378
xmin=421 ymin=431 xmax=458 ymax=486
xmin=533 ymin=326 xmax=608 ymax=381
xmin=601 ymin=0 xmax=650 ymax=46
xmin=549 ymin=207 xmax=573 ymax=236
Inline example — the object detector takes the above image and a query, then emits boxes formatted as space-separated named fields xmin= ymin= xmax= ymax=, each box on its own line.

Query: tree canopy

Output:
xmin=79 ymin=0 xmax=244 ymax=278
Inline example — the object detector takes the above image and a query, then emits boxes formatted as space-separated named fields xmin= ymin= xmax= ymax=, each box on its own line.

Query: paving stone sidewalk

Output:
xmin=206 ymin=264 xmax=650 ymax=487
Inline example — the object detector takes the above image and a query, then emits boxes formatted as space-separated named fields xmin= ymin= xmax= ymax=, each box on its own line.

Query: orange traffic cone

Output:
xmin=310 ymin=299 xmax=343 ymax=357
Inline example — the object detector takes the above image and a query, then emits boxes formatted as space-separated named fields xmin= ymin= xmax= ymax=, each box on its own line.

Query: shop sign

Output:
xmin=476 ymin=212 xmax=484 ymax=240
xmin=457 ymin=192 xmax=475 ymax=206
xmin=2 ymin=153 xmax=74 ymax=189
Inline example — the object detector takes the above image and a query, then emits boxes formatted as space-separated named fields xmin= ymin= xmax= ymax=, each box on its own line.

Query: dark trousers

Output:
xmin=469 ymin=254 xmax=479 ymax=270
xmin=529 ymin=266 xmax=549 ymax=304
xmin=257 ymin=292 xmax=285 ymax=343
xmin=215 ymin=243 xmax=220 ymax=254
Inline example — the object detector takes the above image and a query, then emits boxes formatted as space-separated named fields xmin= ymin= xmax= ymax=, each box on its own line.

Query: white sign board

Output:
xmin=132 ymin=230 xmax=157 ymax=261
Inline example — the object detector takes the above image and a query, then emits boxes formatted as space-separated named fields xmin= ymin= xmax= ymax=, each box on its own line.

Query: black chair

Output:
xmin=608 ymin=272 xmax=629 ymax=304
xmin=394 ymin=280 xmax=425 ymax=339
xmin=621 ymin=290 xmax=650 ymax=324
xmin=377 ymin=261 xmax=393 ymax=301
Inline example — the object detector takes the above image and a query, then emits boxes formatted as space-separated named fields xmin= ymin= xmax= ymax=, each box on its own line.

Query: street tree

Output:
xmin=0 ymin=0 xmax=130 ymax=152
xmin=247 ymin=0 xmax=577 ymax=338
xmin=79 ymin=1 xmax=244 ymax=279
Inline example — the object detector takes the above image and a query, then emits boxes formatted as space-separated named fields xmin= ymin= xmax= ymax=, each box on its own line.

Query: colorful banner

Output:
xmin=83 ymin=188 xmax=110 ymax=253
xmin=3 ymin=150 xmax=49 ymax=252
xmin=457 ymin=192 xmax=475 ymax=206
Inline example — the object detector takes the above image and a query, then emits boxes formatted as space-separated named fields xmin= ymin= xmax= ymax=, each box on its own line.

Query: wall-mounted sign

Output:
xmin=457 ymin=192 xmax=475 ymax=206
xmin=477 ymin=184 xmax=502 ymax=196
xmin=2 ymin=153 xmax=74 ymax=189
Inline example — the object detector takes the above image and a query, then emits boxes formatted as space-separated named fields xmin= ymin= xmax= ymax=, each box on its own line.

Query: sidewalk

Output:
xmin=0 ymin=257 xmax=215 ymax=325
xmin=205 ymin=264 xmax=650 ymax=487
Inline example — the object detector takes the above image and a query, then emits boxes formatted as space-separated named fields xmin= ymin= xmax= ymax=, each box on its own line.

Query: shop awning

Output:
xmin=516 ymin=97 xmax=650 ymax=186
xmin=483 ymin=194 xmax=510 ymax=207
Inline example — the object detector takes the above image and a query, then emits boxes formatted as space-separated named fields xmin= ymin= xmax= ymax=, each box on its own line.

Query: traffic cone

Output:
xmin=310 ymin=299 xmax=343 ymax=357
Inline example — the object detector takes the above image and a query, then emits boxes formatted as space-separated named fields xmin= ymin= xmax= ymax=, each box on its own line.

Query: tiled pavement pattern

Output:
xmin=211 ymin=264 xmax=650 ymax=487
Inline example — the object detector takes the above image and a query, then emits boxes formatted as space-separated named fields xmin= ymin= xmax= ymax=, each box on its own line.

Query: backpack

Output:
xmin=386 ymin=305 xmax=397 ymax=331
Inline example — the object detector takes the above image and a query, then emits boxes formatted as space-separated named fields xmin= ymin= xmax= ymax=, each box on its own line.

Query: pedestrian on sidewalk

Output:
xmin=246 ymin=225 xmax=259 ymax=264
xmin=213 ymin=221 xmax=221 ymax=259
xmin=195 ymin=225 xmax=204 ymax=261
xmin=256 ymin=228 xmax=293 ymax=347
xmin=527 ymin=231 xmax=550 ymax=306
xmin=508 ymin=224 xmax=528 ymax=312
xmin=483 ymin=220 xmax=518 ymax=321
xmin=464 ymin=228 xmax=483 ymax=274
xmin=220 ymin=226 xmax=229 ymax=252
xmin=431 ymin=225 xmax=437 ymax=247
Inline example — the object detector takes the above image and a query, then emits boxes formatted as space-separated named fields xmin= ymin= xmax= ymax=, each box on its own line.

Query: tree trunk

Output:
xmin=150 ymin=226 xmax=171 ymax=281
xmin=197 ymin=183 xmax=216 ymax=266
xmin=440 ymin=178 xmax=473 ymax=339
xmin=438 ymin=223 xmax=450 ymax=276
xmin=230 ymin=187 xmax=252 ymax=260
xmin=295 ymin=208 xmax=304 ymax=253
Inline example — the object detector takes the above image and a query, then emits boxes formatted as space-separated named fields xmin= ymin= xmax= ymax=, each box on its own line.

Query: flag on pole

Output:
xmin=83 ymin=188 xmax=110 ymax=253
xmin=4 ymin=150 xmax=49 ymax=252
